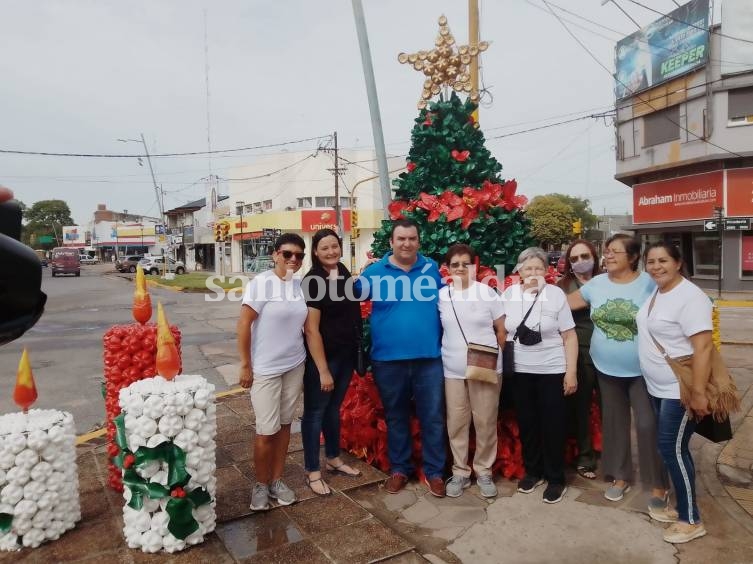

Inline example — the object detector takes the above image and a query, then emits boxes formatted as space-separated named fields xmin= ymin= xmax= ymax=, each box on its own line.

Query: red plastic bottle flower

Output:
xmin=123 ymin=454 xmax=136 ymax=469
xmin=387 ymin=199 xmax=415 ymax=220
xmin=416 ymin=192 xmax=450 ymax=222
xmin=451 ymin=150 xmax=470 ymax=162
xmin=406 ymin=161 xmax=416 ymax=172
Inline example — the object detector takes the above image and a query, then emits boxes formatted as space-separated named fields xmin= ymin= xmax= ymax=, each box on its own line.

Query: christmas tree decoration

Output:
xmin=132 ymin=265 xmax=152 ymax=324
xmin=156 ymin=302 xmax=180 ymax=381
xmin=371 ymin=92 xmax=532 ymax=277
xmin=398 ymin=15 xmax=488 ymax=109
xmin=13 ymin=349 xmax=37 ymax=413
xmin=0 ymin=409 xmax=80 ymax=551
xmin=117 ymin=375 xmax=216 ymax=553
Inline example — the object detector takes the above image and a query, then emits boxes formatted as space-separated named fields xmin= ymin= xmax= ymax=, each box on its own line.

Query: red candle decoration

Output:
xmin=13 ymin=348 xmax=38 ymax=413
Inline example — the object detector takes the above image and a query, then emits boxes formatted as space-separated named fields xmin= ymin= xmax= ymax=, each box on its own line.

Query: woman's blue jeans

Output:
xmin=651 ymin=396 xmax=701 ymax=524
xmin=302 ymin=348 xmax=355 ymax=472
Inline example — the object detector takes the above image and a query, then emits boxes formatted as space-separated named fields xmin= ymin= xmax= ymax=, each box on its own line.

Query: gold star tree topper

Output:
xmin=398 ymin=15 xmax=489 ymax=109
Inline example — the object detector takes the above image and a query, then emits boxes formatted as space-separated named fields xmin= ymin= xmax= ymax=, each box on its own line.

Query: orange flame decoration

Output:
xmin=155 ymin=302 xmax=180 ymax=380
xmin=132 ymin=265 xmax=152 ymax=324
xmin=14 ymin=348 xmax=38 ymax=412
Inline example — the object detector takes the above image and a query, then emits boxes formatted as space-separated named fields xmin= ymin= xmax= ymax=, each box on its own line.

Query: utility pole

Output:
xmin=325 ymin=131 xmax=345 ymax=235
xmin=469 ymin=0 xmax=480 ymax=124
xmin=715 ymin=206 xmax=724 ymax=299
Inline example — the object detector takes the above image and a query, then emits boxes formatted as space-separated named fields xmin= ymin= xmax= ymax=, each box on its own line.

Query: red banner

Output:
xmin=633 ymin=171 xmax=722 ymax=223
xmin=742 ymin=236 xmax=753 ymax=272
xmin=727 ymin=168 xmax=753 ymax=217
xmin=301 ymin=209 xmax=351 ymax=232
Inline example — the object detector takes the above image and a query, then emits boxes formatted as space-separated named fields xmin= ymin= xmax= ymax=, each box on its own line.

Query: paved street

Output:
xmin=0 ymin=264 xmax=240 ymax=433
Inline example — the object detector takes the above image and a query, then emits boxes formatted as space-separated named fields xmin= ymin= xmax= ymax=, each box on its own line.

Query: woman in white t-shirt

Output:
xmin=438 ymin=244 xmax=505 ymax=499
xmin=636 ymin=242 xmax=711 ymax=545
xmin=501 ymin=247 xmax=578 ymax=505
xmin=238 ymin=233 xmax=309 ymax=512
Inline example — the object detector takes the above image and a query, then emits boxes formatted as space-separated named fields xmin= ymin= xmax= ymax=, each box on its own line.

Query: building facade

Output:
xmin=613 ymin=4 xmax=753 ymax=292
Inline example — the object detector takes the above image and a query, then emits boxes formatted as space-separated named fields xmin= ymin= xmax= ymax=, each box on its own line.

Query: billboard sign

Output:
xmin=633 ymin=170 xmax=722 ymax=223
xmin=301 ymin=210 xmax=352 ymax=232
xmin=615 ymin=0 xmax=709 ymax=100
xmin=62 ymin=226 xmax=83 ymax=246
xmin=727 ymin=168 xmax=753 ymax=217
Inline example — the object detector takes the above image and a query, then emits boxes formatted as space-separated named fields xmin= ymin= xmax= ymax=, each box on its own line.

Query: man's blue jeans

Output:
xmin=372 ymin=358 xmax=446 ymax=479
xmin=301 ymin=348 xmax=355 ymax=472
xmin=651 ymin=396 xmax=700 ymax=524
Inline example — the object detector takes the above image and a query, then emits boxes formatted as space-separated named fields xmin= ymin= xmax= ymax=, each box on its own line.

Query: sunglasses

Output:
xmin=569 ymin=253 xmax=592 ymax=263
xmin=449 ymin=261 xmax=472 ymax=269
xmin=280 ymin=250 xmax=305 ymax=261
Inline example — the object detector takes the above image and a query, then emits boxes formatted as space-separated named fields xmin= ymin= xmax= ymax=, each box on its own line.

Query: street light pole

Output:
xmin=237 ymin=201 xmax=245 ymax=273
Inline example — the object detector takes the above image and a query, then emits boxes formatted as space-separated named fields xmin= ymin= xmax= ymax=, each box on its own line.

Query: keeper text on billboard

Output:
xmin=614 ymin=0 xmax=709 ymax=100
xmin=633 ymin=171 xmax=722 ymax=224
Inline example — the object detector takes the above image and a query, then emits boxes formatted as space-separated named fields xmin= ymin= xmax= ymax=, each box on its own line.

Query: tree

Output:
xmin=22 ymin=199 xmax=75 ymax=248
xmin=549 ymin=193 xmax=599 ymax=232
xmin=371 ymin=92 xmax=531 ymax=277
xmin=526 ymin=195 xmax=576 ymax=249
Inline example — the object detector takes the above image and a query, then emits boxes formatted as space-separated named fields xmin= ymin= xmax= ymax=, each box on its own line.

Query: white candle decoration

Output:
xmin=118 ymin=375 xmax=216 ymax=553
xmin=0 ymin=410 xmax=80 ymax=551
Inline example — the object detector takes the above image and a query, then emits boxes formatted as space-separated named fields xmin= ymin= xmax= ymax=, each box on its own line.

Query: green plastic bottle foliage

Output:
xmin=371 ymin=92 xmax=532 ymax=274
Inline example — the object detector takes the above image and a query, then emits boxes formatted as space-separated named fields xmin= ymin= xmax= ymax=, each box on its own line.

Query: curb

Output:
xmin=75 ymin=386 xmax=246 ymax=446
xmin=716 ymin=300 xmax=753 ymax=308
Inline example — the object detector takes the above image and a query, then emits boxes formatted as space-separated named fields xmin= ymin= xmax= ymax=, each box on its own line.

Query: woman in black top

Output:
xmin=301 ymin=229 xmax=362 ymax=495
xmin=557 ymin=239 xmax=601 ymax=479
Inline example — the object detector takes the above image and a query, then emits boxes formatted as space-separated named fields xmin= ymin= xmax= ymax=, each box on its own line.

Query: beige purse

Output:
xmin=449 ymin=288 xmax=499 ymax=384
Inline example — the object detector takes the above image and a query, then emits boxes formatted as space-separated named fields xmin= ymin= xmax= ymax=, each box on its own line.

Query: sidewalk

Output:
xmin=3 ymin=324 xmax=753 ymax=562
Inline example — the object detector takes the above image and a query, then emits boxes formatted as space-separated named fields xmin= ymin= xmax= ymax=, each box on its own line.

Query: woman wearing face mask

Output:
xmin=501 ymin=247 xmax=578 ymax=504
xmin=557 ymin=240 xmax=601 ymax=480
xmin=301 ymin=229 xmax=363 ymax=497
xmin=568 ymin=234 xmax=669 ymax=509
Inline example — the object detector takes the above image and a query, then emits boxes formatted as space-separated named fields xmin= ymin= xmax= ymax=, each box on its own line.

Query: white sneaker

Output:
xmin=476 ymin=475 xmax=498 ymax=498
xmin=445 ymin=475 xmax=471 ymax=498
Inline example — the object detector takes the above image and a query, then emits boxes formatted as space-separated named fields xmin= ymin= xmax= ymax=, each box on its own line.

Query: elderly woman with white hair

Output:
xmin=500 ymin=247 xmax=578 ymax=504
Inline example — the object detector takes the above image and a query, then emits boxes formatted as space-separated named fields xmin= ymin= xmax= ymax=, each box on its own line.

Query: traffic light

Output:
xmin=351 ymin=227 xmax=360 ymax=240
xmin=221 ymin=222 xmax=230 ymax=242
xmin=572 ymin=219 xmax=582 ymax=235
xmin=351 ymin=209 xmax=359 ymax=228
xmin=214 ymin=224 xmax=222 ymax=242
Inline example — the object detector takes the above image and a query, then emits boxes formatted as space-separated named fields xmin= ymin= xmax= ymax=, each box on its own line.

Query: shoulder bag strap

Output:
xmin=646 ymin=289 xmax=670 ymax=359
xmin=449 ymin=287 xmax=469 ymax=346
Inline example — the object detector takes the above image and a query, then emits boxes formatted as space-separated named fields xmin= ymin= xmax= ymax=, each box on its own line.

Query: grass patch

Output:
xmin=146 ymin=272 xmax=244 ymax=291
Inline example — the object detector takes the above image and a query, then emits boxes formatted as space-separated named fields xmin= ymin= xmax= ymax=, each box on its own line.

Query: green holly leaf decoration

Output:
xmin=0 ymin=512 xmax=12 ymax=534
xmin=166 ymin=497 xmax=199 ymax=540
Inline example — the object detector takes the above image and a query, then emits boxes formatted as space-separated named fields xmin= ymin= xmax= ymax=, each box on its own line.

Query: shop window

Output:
xmin=741 ymin=231 xmax=753 ymax=278
xmin=728 ymin=87 xmax=753 ymax=124
xmin=315 ymin=196 xmax=335 ymax=207
xmin=643 ymin=106 xmax=680 ymax=147
xmin=692 ymin=232 xmax=720 ymax=277
xmin=297 ymin=197 xmax=313 ymax=208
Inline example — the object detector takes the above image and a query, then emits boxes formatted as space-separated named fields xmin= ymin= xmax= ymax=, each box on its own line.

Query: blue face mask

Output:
xmin=571 ymin=258 xmax=594 ymax=274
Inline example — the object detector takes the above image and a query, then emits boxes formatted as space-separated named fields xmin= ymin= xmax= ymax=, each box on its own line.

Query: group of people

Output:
xmin=237 ymin=219 xmax=715 ymax=546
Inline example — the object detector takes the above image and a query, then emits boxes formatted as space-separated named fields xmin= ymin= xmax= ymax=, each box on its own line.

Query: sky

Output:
xmin=0 ymin=0 xmax=721 ymax=225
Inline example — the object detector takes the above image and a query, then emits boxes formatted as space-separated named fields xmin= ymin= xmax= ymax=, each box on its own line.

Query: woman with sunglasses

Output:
xmin=238 ymin=233 xmax=309 ymax=511
xmin=502 ymin=247 xmax=578 ymax=504
xmin=636 ymin=242 xmax=710 ymax=544
xmin=438 ymin=244 xmax=505 ymax=499
xmin=300 ymin=228 xmax=363 ymax=496
xmin=556 ymin=239 xmax=601 ymax=480
xmin=568 ymin=234 xmax=669 ymax=509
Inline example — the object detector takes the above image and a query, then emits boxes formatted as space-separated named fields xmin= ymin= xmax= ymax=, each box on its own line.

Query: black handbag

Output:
xmin=694 ymin=414 xmax=733 ymax=443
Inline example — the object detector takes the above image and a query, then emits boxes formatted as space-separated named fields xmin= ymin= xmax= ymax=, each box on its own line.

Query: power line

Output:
xmin=488 ymin=113 xmax=613 ymax=140
xmin=541 ymin=0 xmax=746 ymax=160
xmin=219 ymin=153 xmax=316 ymax=181
xmin=624 ymin=0 xmax=753 ymax=45
xmin=0 ymin=134 xmax=331 ymax=159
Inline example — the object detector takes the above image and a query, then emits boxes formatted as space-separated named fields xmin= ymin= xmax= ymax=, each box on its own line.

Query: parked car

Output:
xmin=51 ymin=248 xmax=80 ymax=277
xmin=79 ymin=254 xmax=97 ymax=265
xmin=139 ymin=255 xmax=186 ymax=275
xmin=115 ymin=255 xmax=144 ymax=273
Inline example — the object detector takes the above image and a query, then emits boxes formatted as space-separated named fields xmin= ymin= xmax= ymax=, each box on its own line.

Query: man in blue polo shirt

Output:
xmin=356 ymin=219 xmax=446 ymax=497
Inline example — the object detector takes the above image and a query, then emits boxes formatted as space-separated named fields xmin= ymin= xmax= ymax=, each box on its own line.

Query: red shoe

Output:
xmin=385 ymin=473 xmax=409 ymax=494
xmin=423 ymin=476 xmax=446 ymax=498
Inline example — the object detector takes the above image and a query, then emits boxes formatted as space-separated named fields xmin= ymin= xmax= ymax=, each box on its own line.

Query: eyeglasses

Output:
xmin=449 ymin=262 xmax=472 ymax=269
xmin=280 ymin=250 xmax=305 ymax=261
xmin=603 ymin=249 xmax=627 ymax=257
xmin=569 ymin=253 xmax=592 ymax=263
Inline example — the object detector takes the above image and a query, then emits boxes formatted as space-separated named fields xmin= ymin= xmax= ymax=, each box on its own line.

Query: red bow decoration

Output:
xmin=451 ymin=149 xmax=470 ymax=162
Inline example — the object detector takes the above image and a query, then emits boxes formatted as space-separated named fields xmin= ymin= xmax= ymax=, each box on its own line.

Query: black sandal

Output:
xmin=306 ymin=475 xmax=332 ymax=496
xmin=577 ymin=466 xmax=597 ymax=480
